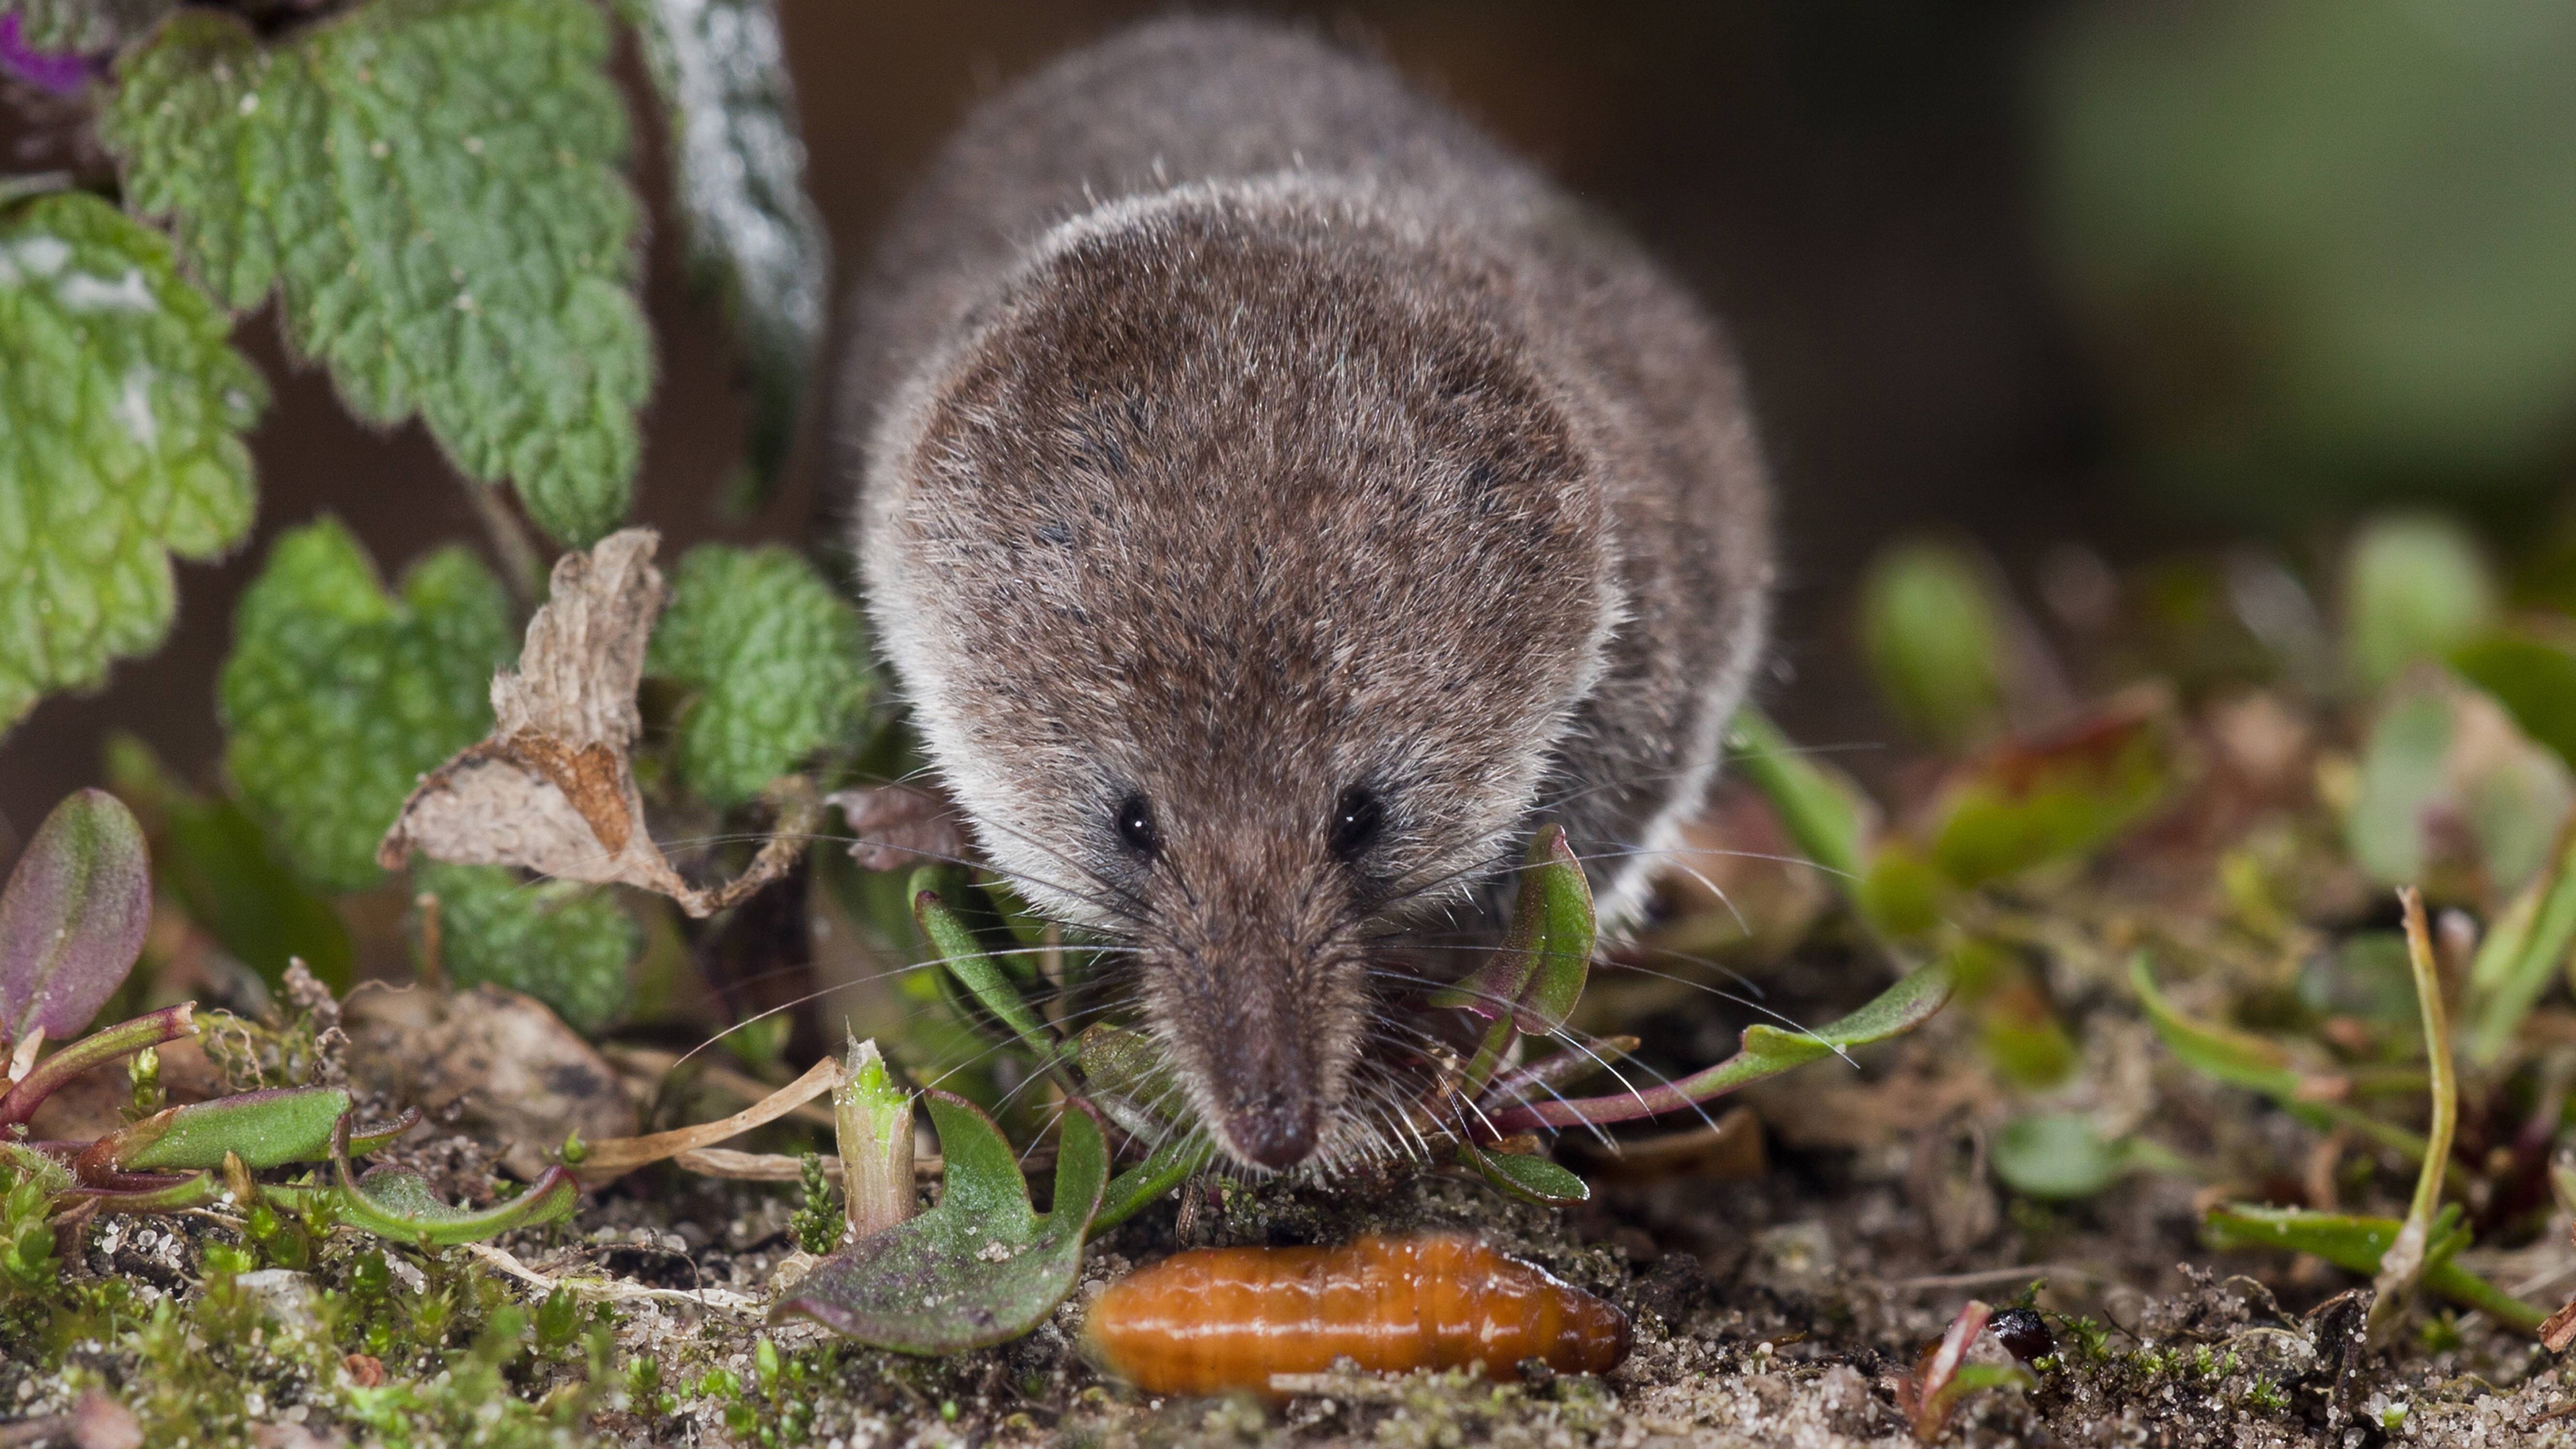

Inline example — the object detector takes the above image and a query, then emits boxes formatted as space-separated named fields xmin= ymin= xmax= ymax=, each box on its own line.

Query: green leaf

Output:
xmin=1991 ymin=1113 xmax=2119 ymax=1200
xmin=646 ymin=544 xmax=865 ymax=807
xmin=2131 ymin=951 xmax=2440 ymax=1169
xmin=2454 ymin=630 xmax=2576 ymax=772
xmin=103 ymin=733 xmax=354 ymax=993
xmin=1858 ymin=537 xmax=2008 ymax=747
xmin=108 ymin=1086 xmax=350 ymax=1171
xmin=774 ymin=1093 xmax=1109 ymax=1354
xmin=0 ymin=191 xmax=265 ymax=730
xmin=2205 ymin=1204 xmax=2541 ymax=1331
xmin=1463 ymin=1142 xmax=1591 ymax=1205
xmin=0 ymin=0 xmax=173 ymax=58
xmin=910 ymin=869 xmax=1055 ymax=1060
xmin=1489 ymin=954 xmax=1956 ymax=1132
xmin=2465 ymin=828 xmax=2576 ymax=1067
xmin=0 ymin=788 xmax=150 ymax=1046
xmin=1090 ymin=1134 xmax=1213 ymax=1235
xmin=2346 ymin=690 xmax=2455 ymax=885
xmin=220 ymin=520 xmax=515 ymax=892
xmin=2343 ymin=515 xmax=2499 ymax=689
xmin=413 ymin=863 xmax=637 ymax=1033
xmin=1924 ymin=699 xmax=2172 ymax=888
xmin=325 ymin=1164 xmax=578 ymax=1247
xmin=616 ymin=0 xmax=825 ymax=490
xmin=103 ymin=0 xmax=651 ymax=546
xmin=1725 ymin=709 xmax=1874 ymax=889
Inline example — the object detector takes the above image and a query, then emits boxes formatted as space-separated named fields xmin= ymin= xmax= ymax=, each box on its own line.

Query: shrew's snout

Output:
xmin=1210 ymin=1027 xmax=1324 ymax=1170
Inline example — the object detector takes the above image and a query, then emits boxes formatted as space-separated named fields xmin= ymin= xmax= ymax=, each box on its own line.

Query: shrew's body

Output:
xmin=845 ymin=18 xmax=1770 ymax=1170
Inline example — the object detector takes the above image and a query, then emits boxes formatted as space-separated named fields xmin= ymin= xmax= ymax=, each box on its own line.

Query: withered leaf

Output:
xmin=377 ymin=528 xmax=814 ymax=916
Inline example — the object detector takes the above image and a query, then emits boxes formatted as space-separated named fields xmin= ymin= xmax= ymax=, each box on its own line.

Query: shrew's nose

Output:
xmin=1226 ymin=1094 xmax=1320 ymax=1170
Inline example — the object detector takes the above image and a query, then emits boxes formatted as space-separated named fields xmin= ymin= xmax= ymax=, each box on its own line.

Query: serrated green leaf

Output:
xmin=220 ymin=520 xmax=514 ymax=892
xmin=646 ymin=544 xmax=864 ymax=806
xmin=774 ymin=1093 xmax=1109 ymax=1354
xmin=103 ymin=0 xmax=651 ymax=546
xmin=616 ymin=0 xmax=824 ymax=490
xmin=0 ymin=191 xmax=265 ymax=729
xmin=1 ymin=0 xmax=173 ymax=55
xmin=412 ymin=862 xmax=636 ymax=1033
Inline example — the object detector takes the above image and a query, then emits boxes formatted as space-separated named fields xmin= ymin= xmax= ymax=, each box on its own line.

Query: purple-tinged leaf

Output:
xmin=774 ymin=1093 xmax=1108 ymax=1354
xmin=0 ymin=790 xmax=151 ymax=1049
xmin=0 ymin=15 xmax=92 ymax=95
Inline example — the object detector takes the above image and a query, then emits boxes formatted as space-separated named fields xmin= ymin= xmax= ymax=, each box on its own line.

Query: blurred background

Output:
xmin=10 ymin=0 xmax=2576 ymax=848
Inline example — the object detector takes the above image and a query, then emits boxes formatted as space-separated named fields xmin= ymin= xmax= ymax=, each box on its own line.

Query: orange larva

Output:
xmin=1083 ymin=1233 xmax=1632 ymax=1396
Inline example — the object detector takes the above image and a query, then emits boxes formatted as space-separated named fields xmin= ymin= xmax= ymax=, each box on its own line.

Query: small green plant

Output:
xmin=0 ymin=790 xmax=576 ymax=1279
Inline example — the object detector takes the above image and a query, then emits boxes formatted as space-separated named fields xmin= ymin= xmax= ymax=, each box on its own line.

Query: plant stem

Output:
xmin=460 ymin=477 xmax=546 ymax=609
xmin=2369 ymin=887 xmax=2458 ymax=1346
xmin=0 ymin=1005 xmax=195 ymax=1128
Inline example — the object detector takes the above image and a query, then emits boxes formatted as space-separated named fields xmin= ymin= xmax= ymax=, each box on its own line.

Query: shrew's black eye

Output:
xmin=1114 ymin=794 xmax=1159 ymax=855
xmin=1329 ymin=786 xmax=1384 ymax=861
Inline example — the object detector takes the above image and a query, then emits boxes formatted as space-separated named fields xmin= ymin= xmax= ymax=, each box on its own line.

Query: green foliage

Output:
xmin=2342 ymin=516 xmax=2499 ymax=688
xmin=1487 ymin=951 xmax=1958 ymax=1132
xmin=2040 ymin=0 xmax=2576 ymax=505
xmin=0 ymin=0 xmax=173 ymax=53
xmin=104 ymin=0 xmax=651 ymax=547
xmin=1922 ymin=706 xmax=2172 ymax=890
xmin=775 ymin=1094 xmax=1109 ymax=1354
xmin=109 ymin=1085 xmax=349 ymax=1171
xmin=616 ymin=0 xmax=826 ymax=490
xmin=2453 ymin=629 xmax=2576 ymax=771
xmin=2203 ymin=1203 xmax=2540 ymax=1329
xmin=0 ymin=191 xmax=265 ymax=730
xmin=104 ymin=734 xmax=354 ymax=992
xmin=1462 ymin=1142 xmax=1590 ymax=1206
xmin=1991 ymin=1113 xmax=2121 ymax=1200
xmin=1858 ymin=537 xmax=2008 ymax=746
xmin=415 ymin=863 xmax=637 ymax=1034
xmin=220 ymin=520 xmax=514 ymax=892
xmin=2464 ymin=830 xmax=2576 ymax=1067
xmin=791 ymin=1152 xmax=841 ymax=1256
xmin=1726 ymin=709 xmax=1873 ymax=888
xmin=647 ymin=544 xmax=866 ymax=807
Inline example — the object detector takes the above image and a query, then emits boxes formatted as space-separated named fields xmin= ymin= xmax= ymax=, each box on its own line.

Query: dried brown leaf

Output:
xmin=377 ymin=528 xmax=817 ymax=916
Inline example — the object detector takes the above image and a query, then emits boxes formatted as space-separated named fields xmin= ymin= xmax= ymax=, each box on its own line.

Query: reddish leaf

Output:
xmin=0 ymin=790 xmax=150 ymax=1048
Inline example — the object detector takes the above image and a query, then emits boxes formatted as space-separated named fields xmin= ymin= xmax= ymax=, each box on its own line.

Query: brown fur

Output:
xmin=844 ymin=18 xmax=1771 ymax=1170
